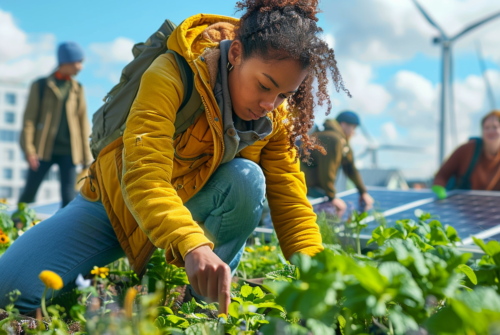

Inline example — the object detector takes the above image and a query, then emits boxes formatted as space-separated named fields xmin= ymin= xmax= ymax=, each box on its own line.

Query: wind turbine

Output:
xmin=411 ymin=0 xmax=500 ymax=164
xmin=357 ymin=126 xmax=425 ymax=169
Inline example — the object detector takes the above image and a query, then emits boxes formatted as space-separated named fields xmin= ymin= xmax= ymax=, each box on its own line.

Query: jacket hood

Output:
xmin=323 ymin=119 xmax=346 ymax=138
xmin=167 ymin=14 xmax=240 ymax=64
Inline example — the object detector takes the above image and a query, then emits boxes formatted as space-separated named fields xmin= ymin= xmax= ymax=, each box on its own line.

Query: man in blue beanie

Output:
xmin=19 ymin=42 xmax=92 ymax=210
xmin=301 ymin=111 xmax=373 ymax=217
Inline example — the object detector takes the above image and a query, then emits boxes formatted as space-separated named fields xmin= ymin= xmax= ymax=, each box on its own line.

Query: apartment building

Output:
xmin=0 ymin=81 xmax=61 ymax=205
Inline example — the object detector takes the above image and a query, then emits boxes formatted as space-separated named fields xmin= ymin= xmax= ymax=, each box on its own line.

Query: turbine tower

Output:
xmin=411 ymin=0 xmax=500 ymax=164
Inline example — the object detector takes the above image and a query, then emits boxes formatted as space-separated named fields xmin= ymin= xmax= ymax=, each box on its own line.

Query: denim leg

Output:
xmin=184 ymin=158 xmax=266 ymax=275
xmin=18 ymin=160 xmax=54 ymax=204
xmin=0 ymin=194 xmax=125 ymax=313
xmin=54 ymin=155 xmax=77 ymax=207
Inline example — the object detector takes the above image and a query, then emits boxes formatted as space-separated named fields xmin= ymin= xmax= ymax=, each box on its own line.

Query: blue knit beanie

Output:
xmin=57 ymin=42 xmax=84 ymax=65
xmin=336 ymin=111 xmax=360 ymax=125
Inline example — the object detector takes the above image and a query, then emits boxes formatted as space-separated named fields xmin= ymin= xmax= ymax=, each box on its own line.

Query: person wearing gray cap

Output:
xmin=301 ymin=111 xmax=374 ymax=217
xmin=19 ymin=42 xmax=92 ymax=209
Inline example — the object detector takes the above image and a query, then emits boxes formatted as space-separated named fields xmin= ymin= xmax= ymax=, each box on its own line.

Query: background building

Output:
xmin=0 ymin=81 xmax=61 ymax=206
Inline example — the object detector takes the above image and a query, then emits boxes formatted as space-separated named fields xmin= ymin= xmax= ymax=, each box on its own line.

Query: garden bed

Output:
xmin=1 ymin=201 xmax=500 ymax=334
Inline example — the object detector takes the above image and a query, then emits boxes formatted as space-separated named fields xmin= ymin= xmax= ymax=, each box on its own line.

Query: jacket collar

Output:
xmin=46 ymin=72 xmax=79 ymax=99
xmin=323 ymin=119 xmax=347 ymax=139
xmin=167 ymin=14 xmax=239 ymax=64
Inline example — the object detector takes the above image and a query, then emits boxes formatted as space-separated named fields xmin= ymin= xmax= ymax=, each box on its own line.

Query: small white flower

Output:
xmin=76 ymin=273 xmax=91 ymax=290
xmin=248 ymin=305 xmax=257 ymax=313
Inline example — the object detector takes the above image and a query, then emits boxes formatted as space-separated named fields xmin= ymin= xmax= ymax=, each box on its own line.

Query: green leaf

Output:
xmin=428 ymin=226 xmax=449 ymax=246
xmin=252 ymin=286 xmax=265 ymax=299
xmin=456 ymin=264 xmax=477 ymax=285
xmin=446 ymin=225 xmax=461 ymax=243
xmin=306 ymin=319 xmax=335 ymax=335
xmin=228 ymin=301 xmax=240 ymax=319
xmin=240 ymin=284 xmax=253 ymax=299
xmin=155 ymin=315 xmax=189 ymax=329
xmin=255 ymin=301 xmax=285 ymax=312
xmin=388 ymin=306 xmax=419 ymax=334
xmin=157 ymin=306 xmax=174 ymax=315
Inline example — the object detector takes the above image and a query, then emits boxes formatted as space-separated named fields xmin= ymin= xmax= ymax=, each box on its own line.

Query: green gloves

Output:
xmin=431 ymin=185 xmax=447 ymax=200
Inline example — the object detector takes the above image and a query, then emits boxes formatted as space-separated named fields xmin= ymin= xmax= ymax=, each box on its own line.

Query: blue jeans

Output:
xmin=0 ymin=158 xmax=265 ymax=313
xmin=19 ymin=154 xmax=77 ymax=208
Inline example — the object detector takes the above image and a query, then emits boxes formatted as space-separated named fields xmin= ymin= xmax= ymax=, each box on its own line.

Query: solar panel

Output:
xmin=379 ymin=191 xmax=500 ymax=245
xmin=312 ymin=187 xmax=434 ymax=221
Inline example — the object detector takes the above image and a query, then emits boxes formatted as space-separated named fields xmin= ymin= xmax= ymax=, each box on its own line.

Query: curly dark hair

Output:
xmin=236 ymin=0 xmax=351 ymax=161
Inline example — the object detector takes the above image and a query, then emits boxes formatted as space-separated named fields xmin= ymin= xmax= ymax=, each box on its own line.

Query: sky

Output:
xmin=1 ymin=0 xmax=500 ymax=180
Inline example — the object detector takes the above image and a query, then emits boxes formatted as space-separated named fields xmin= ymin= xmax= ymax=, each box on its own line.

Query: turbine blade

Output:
xmin=452 ymin=11 xmax=500 ymax=42
xmin=411 ymin=0 xmax=448 ymax=39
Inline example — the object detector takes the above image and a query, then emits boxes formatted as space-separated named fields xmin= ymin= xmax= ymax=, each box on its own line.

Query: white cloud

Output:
xmin=89 ymin=37 xmax=135 ymax=83
xmin=340 ymin=60 xmax=392 ymax=115
xmin=323 ymin=0 xmax=500 ymax=62
xmin=381 ymin=122 xmax=398 ymax=140
xmin=89 ymin=37 xmax=134 ymax=63
xmin=322 ymin=33 xmax=335 ymax=50
xmin=0 ymin=10 xmax=31 ymax=62
xmin=0 ymin=9 xmax=56 ymax=83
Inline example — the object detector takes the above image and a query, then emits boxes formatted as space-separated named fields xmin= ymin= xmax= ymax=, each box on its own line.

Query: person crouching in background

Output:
xmin=432 ymin=110 xmax=500 ymax=198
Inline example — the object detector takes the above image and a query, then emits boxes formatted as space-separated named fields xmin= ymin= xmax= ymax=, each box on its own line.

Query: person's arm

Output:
xmin=121 ymin=54 xmax=230 ymax=313
xmin=20 ymin=80 xmax=41 ymax=170
xmin=122 ymin=53 xmax=214 ymax=263
xmin=261 ymin=106 xmax=324 ymax=260
xmin=77 ymin=85 xmax=93 ymax=167
xmin=315 ymin=134 xmax=342 ymax=199
xmin=341 ymin=147 xmax=367 ymax=195
xmin=433 ymin=144 xmax=468 ymax=188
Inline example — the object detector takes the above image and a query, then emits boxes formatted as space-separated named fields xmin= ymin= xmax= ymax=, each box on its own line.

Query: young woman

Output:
xmin=0 ymin=0 xmax=349 ymax=314
xmin=433 ymin=110 xmax=500 ymax=195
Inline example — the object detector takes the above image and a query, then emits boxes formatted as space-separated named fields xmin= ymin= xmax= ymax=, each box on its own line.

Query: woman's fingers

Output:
xmin=188 ymin=273 xmax=200 ymax=297
xmin=207 ymin=267 xmax=219 ymax=301
xmin=217 ymin=264 xmax=231 ymax=315
xmin=184 ymin=245 xmax=232 ymax=313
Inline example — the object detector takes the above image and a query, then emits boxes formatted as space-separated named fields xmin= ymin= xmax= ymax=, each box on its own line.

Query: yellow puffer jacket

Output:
xmin=80 ymin=13 xmax=323 ymax=275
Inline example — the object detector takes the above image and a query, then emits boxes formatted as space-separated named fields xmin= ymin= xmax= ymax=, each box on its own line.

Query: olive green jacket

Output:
xmin=20 ymin=73 xmax=93 ymax=166
xmin=301 ymin=119 xmax=367 ymax=199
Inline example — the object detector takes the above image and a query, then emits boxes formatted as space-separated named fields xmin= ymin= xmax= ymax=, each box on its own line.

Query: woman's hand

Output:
xmin=28 ymin=154 xmax=39 ymax=171
xmin=331 ymin=198 xmax=347 ymax=218
xmin=184 ymin=245 xmax=232 ymax=315
xmin=359 ymin=192 xmax=374 ymax=211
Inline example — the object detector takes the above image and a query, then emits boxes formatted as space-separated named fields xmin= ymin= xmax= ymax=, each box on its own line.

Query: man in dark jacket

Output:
xmin=301 ymin=111 xmax=373 ymax=217
xmin=19 ymin=42 xmax=92 ymax=208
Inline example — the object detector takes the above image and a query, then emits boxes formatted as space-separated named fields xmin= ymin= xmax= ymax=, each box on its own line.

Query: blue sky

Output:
xmin=1 ymin=0 xmax=500 ymax=179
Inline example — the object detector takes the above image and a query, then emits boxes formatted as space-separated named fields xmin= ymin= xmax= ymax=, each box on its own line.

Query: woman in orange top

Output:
xmin=433 ymin=111 xmax=500 ymax=198
xmin=0 ymin=0 xmax=350 ymax=314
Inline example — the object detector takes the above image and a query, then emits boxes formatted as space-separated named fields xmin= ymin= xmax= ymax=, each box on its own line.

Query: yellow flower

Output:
xmin=0 ymin=198 xmax=7 ymax=204
xmin=0 ymin=234 xmax=9 ymax=245
xmin=263 ymin=246 xmax=270 ymax=251
xmin=39 ymin=270 xmax=63 ymax=290
xmin=217 ymin=313 xmax=227 ymax=321
xmin=91 ymin=266 xmax=109 ymax=278
xmin=270 ymin=246 xmax=276 ymax=252
xmin=31 ymin=220 xmax=41 ymax=226
xmin=124 ymin=287 xmax=138 ymax=319
xmin=244 ymin=247 xmax=254 ymax=253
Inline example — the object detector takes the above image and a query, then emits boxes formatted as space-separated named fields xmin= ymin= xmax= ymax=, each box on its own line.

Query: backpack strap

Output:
xmin=35 ymin=77 xmax=47 ymax=127
xmin=37 ymin=77 xmax=46 ymax=104
xmin=462 ymin=137 xmax=483 ymax=188
xmin=165 ymin=50 xmax=205 ymax=136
